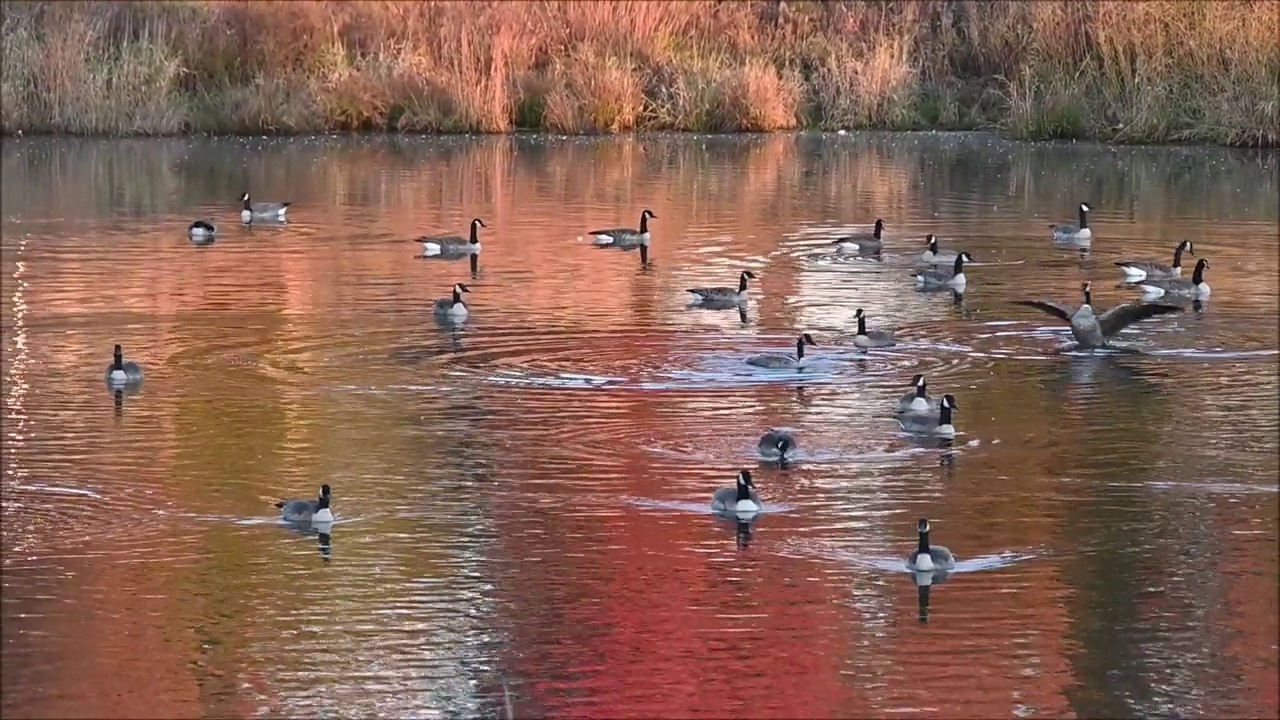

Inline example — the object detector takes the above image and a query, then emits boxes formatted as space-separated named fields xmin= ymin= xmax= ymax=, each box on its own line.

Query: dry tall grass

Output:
xmin=1 ymin=0 xmax=1276 ymax=146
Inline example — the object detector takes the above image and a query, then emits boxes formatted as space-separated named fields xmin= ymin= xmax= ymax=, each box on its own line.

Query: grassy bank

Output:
xmin=2 ymin=1 xmax=1276 ymax=147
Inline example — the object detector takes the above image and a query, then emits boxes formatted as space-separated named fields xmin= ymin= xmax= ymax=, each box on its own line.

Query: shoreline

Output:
xmin=3 ymin=128 xmax=1275 ymax=152
xmin=3 ymin=2 xmax=1275 ymax=149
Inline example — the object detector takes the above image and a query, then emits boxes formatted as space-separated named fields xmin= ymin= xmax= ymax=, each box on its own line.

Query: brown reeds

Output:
xmin=1 ymin=0 xmax=1275 ymax=146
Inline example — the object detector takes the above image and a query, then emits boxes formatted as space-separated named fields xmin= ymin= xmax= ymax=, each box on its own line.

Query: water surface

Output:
xmin=3 ymin=133 xmax=1278 ymax=719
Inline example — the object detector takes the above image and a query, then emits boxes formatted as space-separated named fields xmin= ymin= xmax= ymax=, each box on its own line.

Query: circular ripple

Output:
xmin=432 ymin=326 xmax=978 ymax=392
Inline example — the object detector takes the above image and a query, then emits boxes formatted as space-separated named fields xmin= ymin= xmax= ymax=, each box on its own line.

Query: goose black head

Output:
xmin=1080 ymin=202 xmax=1091 ymax=213
xmin=737 ymin=469 xmax=754 ymax=488
xmin=1180 ymin=239 xmax=1195 ymax=255
xmin=800 ymin=333 xmax=817 ymax=347
xmin=874 ymin=218 xmax=885 ymax=232
xmin=454 ymin=283 xmax=471 ymax=294
xmin=641 ymin=209 xmax=656 ymax=220
xmin=742 ymin=270 xmax=757 ymax=280
xmin=854 ymin=308 xmax=865 ymax=319
xmin=240 ymin=192 xmax=251 ymax=202
xmin=320 ymin=484 xmax=332 ymax=497
xmin=113 ymin=344 xmax=123 ymax=367
xmin=940 ymin=394 xmax=958 ymax=410
xmin=926 ymin=234 xmax=937 ymax=250
xmin=917 ymin=518 xmax=930 ymax=534
xmin=910 ymin=373 xmax=925 ymax=388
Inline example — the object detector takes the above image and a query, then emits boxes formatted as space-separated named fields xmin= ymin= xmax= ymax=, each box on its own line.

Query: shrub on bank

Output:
xmin=1 ymin=0 xmax=1275 ymax=146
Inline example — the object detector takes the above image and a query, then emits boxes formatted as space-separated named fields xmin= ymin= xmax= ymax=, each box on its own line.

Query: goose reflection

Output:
xmin=714 ymin=511 xmax=760 ymax=548
xmin=688 ymin=294 xmax=751 ymax=316
xmin=1052 ymin=351 xmax=1155 ymax=390
xmin=914 ymin=569 xmax=951 ymax=624
xmin=938 ymin=445 xmax=958 ymax=473
xmin=109 ymin=384 xmax=141 ymax=421
xmin=904 ymin=433 xmax=957 ymax=453
xmin=433 ymin=322 xmax=466 ymax=352
xmin=286 ymin=521 xmax=334 ymax=561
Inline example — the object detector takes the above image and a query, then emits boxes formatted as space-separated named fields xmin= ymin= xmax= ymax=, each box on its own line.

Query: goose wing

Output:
xmin=252 ymin=201 xmax=290 ymax=213
xmin=711 ymin=487 xmax=737 ymax=509
xmin=746 ymin=353 xmax=793 ymax=368
xmin=1097 ymin=302 xmax=1181 ymax=336
xmin=687 ymin=286 xmax=735 ymax=299
xmin=417 ymin=233 xmax=465 ymax=245
xmin=1138 ymin=277 xmax=1193 ymax=293
xmin=1012 ymin=300 xmax=1074 ymax=323
xmin=588 ymin=226 xmax=637 ymax=237
xmin=1115 ymin=260 xmax=1168 ymax=274
xmin=914 ymin=266 xmax=956 ymax=283
xmin=834 ymin=231 xmax=877 ymax=245
xmin=276 ymin=498 xmax=315 ymax=514
xmin=929 ymin=546 xmax=956 ymax=565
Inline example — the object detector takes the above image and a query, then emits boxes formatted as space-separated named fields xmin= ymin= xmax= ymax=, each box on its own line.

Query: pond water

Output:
xmin=2 ymin=132 xmax=1277 ymax=719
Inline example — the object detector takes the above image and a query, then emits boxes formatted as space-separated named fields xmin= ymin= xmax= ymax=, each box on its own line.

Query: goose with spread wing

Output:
xmin=1013 ymin=282 xmax=1181 ymax=349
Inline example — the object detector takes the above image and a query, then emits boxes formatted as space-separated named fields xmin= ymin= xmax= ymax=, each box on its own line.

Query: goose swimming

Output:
xmin=757 ymin=429 xmax=796 ymax=461
xmin=905 ymin=518 xmax=956 ymax=572
xmin=240 ymin=192 xmax=291 ymax=223
xmin=1050 ymin=202 xmax=1092 ymax=243
xmin=433 ymin=283 xmax=471 ymax=320
xmin=913 ymin=252 xmax=974 ymax=291
xmin=276 ymin=484 xmax=334 ymax=523
xmin=1138 ymin=258 xmax=1212 ymax=300
xmin=851 ymin=308 xmax=897 ymax=348
xmin=832 ymin=219 xmax=885 ymax=253
xmin=746 ymin=333 xmax=817 ymax=369
xmin=711 ymin=469 xmax=763 ymax=514
xmin=1115 ymin=239 xmax=1194 ymax=282
xmin=687 ymin=271 xmax=756 ymax=305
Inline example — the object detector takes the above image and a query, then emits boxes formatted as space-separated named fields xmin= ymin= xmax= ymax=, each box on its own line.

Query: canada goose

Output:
xmin=688 ymin=271 xmax=756 ymax=304
xmin=905 ymin=518 xmax=956 ymax=572
xmin=1138 ymin=258 xmax=1212 ymax=299
xmin=187 ymin=220 xmax=216 ymax=239
xmin=418 ymin=218 xmax=485 ymax=258
xmin=433 ymin=283 xmax=471 ymax=320
xmin=1116 ymin=240 xmax=1194 ymax=282
xmin=276 ymin=484 xmax=333 ymax=523
xmin=710 ymin=469 xmax=762 ymax=514
xmin=851 ymin=308 xmax=897 ymax=348
xmin=757 ymin=429 xmax=796 ymax=461
xmin=590 ymin=209 xmax=656 ymax=247
xmin=895 ymin=373 xmax=939 ymax=414
xmin=913 ymin=252 xmax=974 ymax=291
xmin=898 ymin=394 xmax=958 ymax=438
xmin=1050 ymin=202 xmax=1093 ymax=243
xmin=1013 ymin=282 xmax=1182 ymax=349
xmin=746 ymin=333 xmax=817 ymax=369
xmin=920 ymin=234 xmax=959 ymax=265
xmin=832 ymin=219 xmax=884 ymax=253
xmin=240 ymin=192 xmax=291 ymax=223
xmin=104 ymin=344 xmax=144 ymax=386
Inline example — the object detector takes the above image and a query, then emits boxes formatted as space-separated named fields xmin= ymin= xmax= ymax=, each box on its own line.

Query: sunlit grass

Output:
xmin=1 ymin=0 xmax=1275 ymax=146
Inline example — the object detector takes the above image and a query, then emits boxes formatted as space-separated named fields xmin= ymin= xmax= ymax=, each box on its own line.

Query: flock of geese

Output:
xmin=121 ymin=195 xmax=1217 ymax=570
